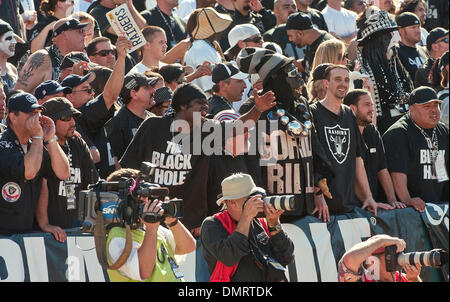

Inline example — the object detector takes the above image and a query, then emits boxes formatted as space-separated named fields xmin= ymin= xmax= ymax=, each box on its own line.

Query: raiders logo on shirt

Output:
xmin=325 ymin=124 xmax=351 ymax=164
xmin=2 ymin=182 xmax=21 ymax=203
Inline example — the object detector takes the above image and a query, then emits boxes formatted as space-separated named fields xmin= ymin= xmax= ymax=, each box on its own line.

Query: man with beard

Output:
xmin=356 ymin=8 xmax=414 ymax=134
xmin=344 ymin=89 xmax=405 ymax=209
xmin=383 ymin=87 xmax=449 ymax=212
xmin=208 ymin=62 xmax=249 ymax=116
xmin=105 ymin=73 xmax=158 ymax=170
xmin=310 ymin=65 xmax=386 ymax=216
xmin=120 ymin=82 xmax=276 ymax=236
xmin=36 ymin=97 xmax=99 ymax=242
xmin=237 ymin=47 xmax=334 ymax=222
xmin=15 ymin=17 xmax=89 ymax=93
xmin=286 ymin=12 xmax=334 ymax=82
xmin=0 ymin=20 xmax=18 ymax=95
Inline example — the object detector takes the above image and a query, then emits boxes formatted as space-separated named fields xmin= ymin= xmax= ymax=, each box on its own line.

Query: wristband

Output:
xmin=44 ymin=136 xmax=58 ymax=145
xmin=32 ymin=136 xmax=44 ymax=140
xmin=166 ymin=218 xmax=178 ymax=228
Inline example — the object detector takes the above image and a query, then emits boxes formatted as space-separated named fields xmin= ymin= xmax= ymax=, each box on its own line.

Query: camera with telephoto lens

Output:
xmin=78 ymin=162 xmax=184 ymax=231
xmin=384 ymin=245 xmax=448 ymax=272
xmin=249 ymin=191 xmax=296 ymax=218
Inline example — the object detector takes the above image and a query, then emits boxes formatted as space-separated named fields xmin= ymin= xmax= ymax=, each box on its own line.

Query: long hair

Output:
xmin=311 ymin=39 xmax=346 ymax=72
xmin=358 ymin=32 xmax=413 ymax=115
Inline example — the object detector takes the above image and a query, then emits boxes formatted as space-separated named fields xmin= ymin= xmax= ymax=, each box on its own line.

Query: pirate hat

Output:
xmin=357 ymin=7 xmax=399 ymax=46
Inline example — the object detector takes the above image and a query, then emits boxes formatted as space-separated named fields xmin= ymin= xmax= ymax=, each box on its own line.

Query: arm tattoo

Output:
xmin=17 ymin=52 xmax=47 ymax=87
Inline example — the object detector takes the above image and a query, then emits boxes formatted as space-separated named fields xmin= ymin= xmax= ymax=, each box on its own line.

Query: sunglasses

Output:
xmin=59 ymin=115 xmax=73 ymax=122
xmin=243 ymin=36 xmax=263 ymax=44
xmin=93 ymin=49 xmax=116 ymax=57
xmin=436 ymin=37 xmax=449 ymax=44
xmin=73 ymin=88 xmax=94 ymax=94
xmin=176 ymin=77 xmax=187 ymax=84
xmin=286 ymin=66 xmax=299 ymax=78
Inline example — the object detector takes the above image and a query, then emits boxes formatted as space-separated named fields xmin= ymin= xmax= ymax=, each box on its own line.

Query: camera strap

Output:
xmin=94 ymin=210 xmax=133 ymax=270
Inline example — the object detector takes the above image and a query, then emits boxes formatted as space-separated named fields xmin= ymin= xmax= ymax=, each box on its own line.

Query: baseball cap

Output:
xmin=426 ymin=27 xmax=449 ymax=51
xmin=60 ymin=72 xmax=96 ymax=89
xmin=408 ymin=86 xmax=443 ymax=105
xmin=286 ymin=12 xmax=313 ymax=31
xmin=7 ymin=92 xmax=44 ymax=113
xmin=212 ymin=62 xmax=248 ymax=84
xmin=35 ymin=80 xmax=72 ymax=100
xmin=395 ymin=12 xmax=421 ymax=28
xmin=153 ymin=86 xmax=173 ymax=106
xmin=228 ymin=24 xmax=261 ymax=49
xmin=60 ymin=52 xmax=91 ymax=70
xmin=120 ymin=73 xmax=159 ymax=102
xmin=53 ymin=17 xmax=89 ymax=37
xmin=42 ymin=97 xmax=81 ymax=121
xmin=312 ymin=63 xmax=333 ymax=81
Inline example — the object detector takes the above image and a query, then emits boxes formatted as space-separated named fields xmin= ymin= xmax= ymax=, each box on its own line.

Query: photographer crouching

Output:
xmin=338 ymin=234 xmax=448 ymax=282
xmin=104 ymin=168 xmax=196 ymax=282
xmin=200 ymin=173 xmax=294 ymax=282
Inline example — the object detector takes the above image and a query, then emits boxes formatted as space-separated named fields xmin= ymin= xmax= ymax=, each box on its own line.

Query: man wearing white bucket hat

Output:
xmin=200 ymin=173 xmax=294 ymax=282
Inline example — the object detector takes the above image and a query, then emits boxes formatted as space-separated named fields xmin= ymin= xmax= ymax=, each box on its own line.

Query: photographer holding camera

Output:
xmin=338 ymin=234 xmax=422 ymax=282
xmin=104 ymin=168 xmax=196 ymax=282
xmin=200 ymin=173 xmax=294 ymax=282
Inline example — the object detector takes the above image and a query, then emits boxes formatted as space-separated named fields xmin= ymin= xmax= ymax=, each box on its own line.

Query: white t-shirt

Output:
xmin=184 ymin=40 xmax=223 ymax=93
xmin=173 ymin=0 xmax=197 ymax=24
xmin=127 ymin=61 xmax=166 ymax=75
xmin=321 ymin=5 xmax=357 ymax=38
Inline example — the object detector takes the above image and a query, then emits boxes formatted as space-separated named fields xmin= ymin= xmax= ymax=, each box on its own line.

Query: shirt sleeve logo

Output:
xmin=2 ymin=182 xmax=22 ymax=203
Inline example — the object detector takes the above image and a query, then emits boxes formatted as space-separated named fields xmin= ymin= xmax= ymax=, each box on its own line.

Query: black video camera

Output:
xmin=78 ymin=162 xmax=184 ymax=231
xmin=384 ymin=245 xmax=448 ymax=272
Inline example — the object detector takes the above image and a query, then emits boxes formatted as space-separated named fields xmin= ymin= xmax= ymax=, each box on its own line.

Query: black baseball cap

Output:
xmin=426 ymin=27 xmax=449 ymax=51
xmin=53 ymin=18 xmax=89 ymax=37
xmin=120 ymin=73 xmax=159 ymax=102
xmin=42 ymin=97 xmax=81 ymax=121
xmin=60 ymin=52 xmax=91 ymax=70
xmin=35 ymin=80 xmax=72 ymax=100
xmin=153 ymin=86 xmax=173 ymax=107
xmin=286 ymin=12 xmax=313 ymax=31
xmin=312 ymin=63 xmax=333 ymax=81
xmin=212 ymin=62 xmax=248 ymax=84
xmin=7 ymin=92 xmax=44 ymax=113
xmin=395 ymin=12 xmax=421 ymax=28
xmin=60 ymin=72 xmax=96 ymax=89
xmin=0 ymin=19 xmax=13 ymax=36
xmin=409 ymin=86 xmax=443 ymax=105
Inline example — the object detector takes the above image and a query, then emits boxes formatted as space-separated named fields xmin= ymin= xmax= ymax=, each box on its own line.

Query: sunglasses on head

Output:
xmin=94 ymin=49 xmax=116 ymax=57
xmin=59 ymin=115 xmax=73 ymax=122
xmin=244 ymin=36 xmax=263 ymax=44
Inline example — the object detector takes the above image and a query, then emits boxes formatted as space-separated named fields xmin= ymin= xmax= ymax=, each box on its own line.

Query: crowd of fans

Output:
xmin=0 ymin=0 xmax=448 ymax=252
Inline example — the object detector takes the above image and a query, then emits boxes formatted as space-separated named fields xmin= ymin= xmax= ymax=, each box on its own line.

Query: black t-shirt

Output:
xmin=424 ymin=0 xmax=449 ymax=32
xmin=77 ymin=94 xmax=116 ymax=179
xmin=0 ymin=128 xmax=52 ymax=234
xmin=219 ymin=9 xmax=276 ymax=51
xmin=310 ymin=102 xmax=364 ymax=214
xmin=361 ymin=124 xmax=388 ymax=201
xmin=264 ymin=25 xmax=304 ymax=60
xmin=141 ymin=7 xmax=186 ymax=50
xmin=90 ymin=4 xmax=117 ymax=44
xmin=200 ymin=215 xmax=294 ymax=282
xmin=239 ymin=96 xmax=323 ymax=220
xmin=382 ymin=114 xmax=449 ymax=202
xmin=28 ymin=15 xmax=59 ymax=48
xmin=46 ymin=136 xmax=99 ymax=229
xmin=303 ymin=31 xmax=335 ymax=79
xmin=414 ymin=57 xmax=434 ymax=88
xmin=104 ymin=106 xmax=153 ymax=160
xmin=398 ymin=43 xmax=428 ymax=81
xmin=207 ymin=95 xmax=234 ymax=117
xmin=119 ymin=115 xmax=213 ymax=230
